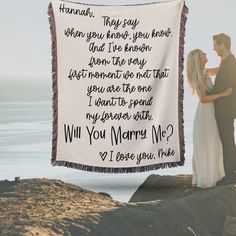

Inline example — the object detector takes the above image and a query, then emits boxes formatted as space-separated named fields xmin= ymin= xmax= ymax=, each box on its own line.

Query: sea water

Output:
xmin=0 ymin=78 xmax=200 ymax=202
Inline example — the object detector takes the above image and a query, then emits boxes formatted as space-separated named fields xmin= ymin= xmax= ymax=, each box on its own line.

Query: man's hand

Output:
xmin=222 ymin=88 xmax=232 ymax=97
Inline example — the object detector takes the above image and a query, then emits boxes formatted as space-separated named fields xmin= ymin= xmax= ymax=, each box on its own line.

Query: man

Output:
xmin=207 ymin=33 xmax=236 ymax=180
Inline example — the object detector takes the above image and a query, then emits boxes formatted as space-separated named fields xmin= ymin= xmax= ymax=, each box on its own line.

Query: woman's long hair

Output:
xmin=186 ymin=49 xmax=208 ymax=96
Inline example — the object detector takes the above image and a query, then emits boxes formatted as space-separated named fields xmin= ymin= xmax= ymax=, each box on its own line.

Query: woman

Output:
xmin=186 ymin=49 xmax=232 ymax=188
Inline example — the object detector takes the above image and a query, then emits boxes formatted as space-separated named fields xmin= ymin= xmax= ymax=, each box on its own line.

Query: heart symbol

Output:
xmin=99 ymin=152 xmax=107 ymax=161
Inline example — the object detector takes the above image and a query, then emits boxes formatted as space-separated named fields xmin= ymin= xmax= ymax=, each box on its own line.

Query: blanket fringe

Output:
xmin=48 ymin=3 xmax=58 ymax=166
xmin=49 ymin=160 xmax=185 ymax=174
xmin=48 ymin=1 xmax=188 ymax=173
xmin=177 ymin=2 xmax=188 ymax=168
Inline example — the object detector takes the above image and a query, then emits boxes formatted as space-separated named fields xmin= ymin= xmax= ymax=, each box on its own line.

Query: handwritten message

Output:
xmin=53 ymin=1 xmax=183 ymax=168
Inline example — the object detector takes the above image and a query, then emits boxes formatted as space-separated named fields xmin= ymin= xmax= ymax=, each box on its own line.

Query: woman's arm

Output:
xmin=205 ymin=67 xmax=219 ymax=76
xmin=200 ymin=88 xmax=232 ymax=103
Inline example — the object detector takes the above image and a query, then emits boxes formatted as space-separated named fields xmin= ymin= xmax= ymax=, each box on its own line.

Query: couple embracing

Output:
xmin=187 ymin=33 xmax=236 ymax=188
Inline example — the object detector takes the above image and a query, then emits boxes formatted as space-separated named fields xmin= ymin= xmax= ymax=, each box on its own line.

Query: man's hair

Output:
xmin=213 ymin=33 xmax=231 ymax=49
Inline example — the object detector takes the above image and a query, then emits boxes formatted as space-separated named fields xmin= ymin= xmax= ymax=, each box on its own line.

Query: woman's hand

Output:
xmin=205 ymin=67 xmax=219 ymax=76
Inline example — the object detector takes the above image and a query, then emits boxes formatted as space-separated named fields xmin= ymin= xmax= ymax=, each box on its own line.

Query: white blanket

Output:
xmin=48 ymin=0 xmax=188 ymax=173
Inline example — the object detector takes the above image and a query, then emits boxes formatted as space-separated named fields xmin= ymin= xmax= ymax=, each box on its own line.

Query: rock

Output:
xmin=129 ymin=174 xmax=195 ymax=202
xmin=1 ymin=176 xmax=236 ymax=236
xmin=14 ymin=176 xmax=20 ymax=183
xmin=0 ymin=178 xmax=121 ymax=236
xmin=129 ymin=174 xmax=236 ymax=236
xmin=98 ymin=192 xmax=112 ymax=198
xmin=223 ymin=216 xmax=236 ymax=236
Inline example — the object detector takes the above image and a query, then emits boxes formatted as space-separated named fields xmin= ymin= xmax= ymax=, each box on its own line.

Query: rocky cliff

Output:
xmin=0 ymin=175 xmax=236 ymax=236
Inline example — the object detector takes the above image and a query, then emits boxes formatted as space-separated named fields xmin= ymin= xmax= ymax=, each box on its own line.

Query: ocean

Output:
xmin=0 ymin=78 xmax=201 ymax=202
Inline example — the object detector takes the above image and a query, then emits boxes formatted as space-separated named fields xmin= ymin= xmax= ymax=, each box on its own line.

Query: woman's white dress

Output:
xmin=192 ymin=76 xmax=225 ymax=188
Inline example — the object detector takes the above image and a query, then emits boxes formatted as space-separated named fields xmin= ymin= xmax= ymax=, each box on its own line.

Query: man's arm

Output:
xmin=207 ymin=61 xmax=230 ymax=95
xmin=200 ymin=88 xmax=232 ymax=103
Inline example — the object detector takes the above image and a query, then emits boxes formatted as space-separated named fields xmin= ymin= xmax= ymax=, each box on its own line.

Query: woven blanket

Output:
xmin=48 ymin=0 xmax=188 ymax=173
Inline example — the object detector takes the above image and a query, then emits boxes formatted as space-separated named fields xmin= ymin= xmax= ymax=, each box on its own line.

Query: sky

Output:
xmin=0 ymin=0 xmax=236 ymax=80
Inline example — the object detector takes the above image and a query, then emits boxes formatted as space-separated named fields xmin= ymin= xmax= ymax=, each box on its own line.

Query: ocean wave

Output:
xmin=0 ymin=121 xmax=51 ymax=130
xmin=0 ymin=101 xmax=51 ymax=106
xmin=0 ymin=142 xmax=51 ymax=153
